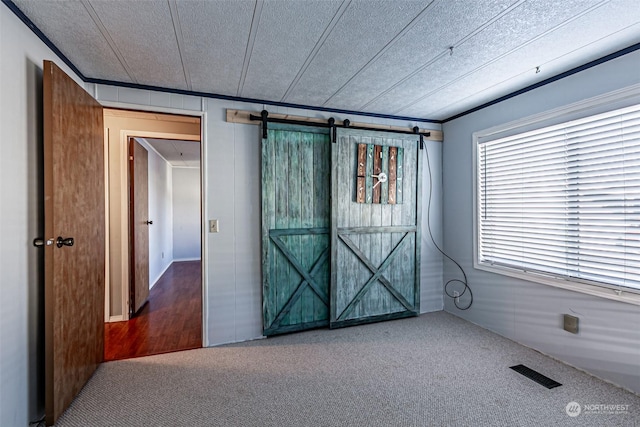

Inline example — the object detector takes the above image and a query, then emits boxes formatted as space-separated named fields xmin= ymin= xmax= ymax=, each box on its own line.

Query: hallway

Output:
xmin=105 ymin=260 xmax=202 ymax=361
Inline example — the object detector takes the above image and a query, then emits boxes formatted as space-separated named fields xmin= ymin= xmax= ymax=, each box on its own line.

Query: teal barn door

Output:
xmin=330 ymin=129 xmax=422 ymax=328
xmin=262 ymin=128 xmax=331 ymax=335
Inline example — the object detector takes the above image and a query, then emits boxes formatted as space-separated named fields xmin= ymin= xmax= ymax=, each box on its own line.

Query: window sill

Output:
xmin=474 ymin=262 xmax=640 ymax=306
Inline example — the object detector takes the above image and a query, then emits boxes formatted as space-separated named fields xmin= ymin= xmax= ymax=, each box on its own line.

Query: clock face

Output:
xmin=356 ymin=143 xmax=403 ymax=204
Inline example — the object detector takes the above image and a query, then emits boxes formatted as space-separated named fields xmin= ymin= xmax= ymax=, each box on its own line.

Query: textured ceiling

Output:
xmin=142 ymin=138 xmax=201 ymax=168
xmin=9 ymin=0 xmax=640 ymax=121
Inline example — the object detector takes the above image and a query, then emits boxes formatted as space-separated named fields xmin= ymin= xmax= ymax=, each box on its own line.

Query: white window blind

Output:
xmin=477 ymin=104 xmax=640 ymax=293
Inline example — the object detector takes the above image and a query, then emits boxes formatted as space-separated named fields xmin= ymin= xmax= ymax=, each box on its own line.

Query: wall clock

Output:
xmin=356 ymin=143 xmax=403 ymax=204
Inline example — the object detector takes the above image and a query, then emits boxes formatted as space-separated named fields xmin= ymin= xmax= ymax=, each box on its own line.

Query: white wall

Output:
xmin=0 ymin=5 xmax=86 ymax=426
xmin=0 ymin=4 xmax=442 ymax=423
xmin=90 ymin=85 xmax=444 ymax=346
xmin=442 ymin=49 xmax=640 ymax=393
xmin=206 ymin=100 xmax=444 ymax=344
xmin=137 ymin=138 xmax=174 ymax=288
xmin=172 ymin=167 xmax=201 ymax=261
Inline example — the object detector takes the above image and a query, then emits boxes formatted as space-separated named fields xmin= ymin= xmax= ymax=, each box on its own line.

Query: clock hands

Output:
xmin=371 ymin=172 xmax=388 ymax=189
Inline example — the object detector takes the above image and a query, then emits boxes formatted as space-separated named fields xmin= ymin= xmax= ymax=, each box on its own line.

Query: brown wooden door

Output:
xmin=129 ymin=138 xmax=150 ymax=314
xmin=43 ymin=60 xmax=105 ymax=425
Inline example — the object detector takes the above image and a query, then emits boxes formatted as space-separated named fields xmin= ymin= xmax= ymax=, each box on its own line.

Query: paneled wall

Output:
xmin=90 ymin=84 xmax=445 ymax=346
xmin=442 ymin=50 xmax=640 ymax=393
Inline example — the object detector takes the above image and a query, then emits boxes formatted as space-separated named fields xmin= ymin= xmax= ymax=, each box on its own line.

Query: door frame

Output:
xmin=117 ymin=129 xmax=200 ymax=320
xmin=100 ymin=100 xmax=208 ymax=347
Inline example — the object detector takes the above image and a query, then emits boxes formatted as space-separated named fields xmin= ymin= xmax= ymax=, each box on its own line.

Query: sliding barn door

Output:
xmin=330 ymin=129 xmax=422 ymax=328
xmin=262 ymin=129 xmax=331 ymax=335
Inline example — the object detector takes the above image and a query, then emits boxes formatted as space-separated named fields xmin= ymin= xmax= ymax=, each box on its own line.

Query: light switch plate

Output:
xmin=563 ymin=314 xmax=579 ymax=334
xmin=209 ymin=219 xmax=219 ymax=233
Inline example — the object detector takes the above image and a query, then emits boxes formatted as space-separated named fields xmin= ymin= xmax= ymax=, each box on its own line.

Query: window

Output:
xmin=476 ymin=103 xmax=640 ymax=298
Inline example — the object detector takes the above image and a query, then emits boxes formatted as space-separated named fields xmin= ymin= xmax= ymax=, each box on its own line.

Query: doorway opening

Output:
xmin=103 ymin=108 xmax=203 ymax=361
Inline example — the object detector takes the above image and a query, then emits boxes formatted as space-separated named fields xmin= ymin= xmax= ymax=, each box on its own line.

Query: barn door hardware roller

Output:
xmin=250 ymin=109 xmax=431 ymax=142
xmin=260 ymin=110 xmax=268 ymax=138
xmin=382 ymin=125 xmax=430 ymax=139
xmin=414 ymin=126 xmax=424 ymax=150
xmin=335 ymin=118 xmax=431 ymax=141
xmin=251 ymin=110 xmax=339 ymax=142
xmin=328 ymin=117 xmax=336 ymax=143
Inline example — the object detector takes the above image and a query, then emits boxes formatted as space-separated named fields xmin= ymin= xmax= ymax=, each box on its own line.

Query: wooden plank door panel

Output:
xmin=129 ymin=139 xmax=150 ymax=314
xmin=262 ymin=129 xmax=331 ymax=335
xmin=330 ymin=130 xmax=421 ymax=328
xmin=43 ymin=60 xmax=105 ymax=425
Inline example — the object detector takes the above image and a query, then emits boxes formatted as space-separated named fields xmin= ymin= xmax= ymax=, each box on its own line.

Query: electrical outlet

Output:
xmin=453 ymin=290 xmax=460 ymax=304
xmin=563 ymin=314 xmax=579 ymax=334
xmin=209 ymin=219 xmax=219 ymax=233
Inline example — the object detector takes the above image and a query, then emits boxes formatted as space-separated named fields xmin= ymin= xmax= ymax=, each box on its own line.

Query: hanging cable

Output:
xmin=423 ymin=142 xmax=473 ymax=310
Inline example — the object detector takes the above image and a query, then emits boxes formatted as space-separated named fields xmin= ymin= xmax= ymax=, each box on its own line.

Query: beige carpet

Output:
xmin=55 ymin=311 xmax=639 ymax=426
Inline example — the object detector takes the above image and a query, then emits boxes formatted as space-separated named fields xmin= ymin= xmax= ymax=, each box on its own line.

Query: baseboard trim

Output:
xmin=173 ymin=257 xmax=201 ymax=262
xmin=108 ymin=315 xmax=124 ymax=323
xmin=150 ymin=261 xmax=173 ymax=290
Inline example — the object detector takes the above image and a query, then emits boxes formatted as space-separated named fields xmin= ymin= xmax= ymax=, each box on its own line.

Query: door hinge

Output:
xmin=129 ymin=156 xmax=134 ymax=161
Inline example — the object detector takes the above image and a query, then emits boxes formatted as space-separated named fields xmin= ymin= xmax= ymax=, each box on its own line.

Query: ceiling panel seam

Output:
xmin=432 ymin=22 xmax=640 ymax=120
xmin=321 ymin=0 xmax=439 ymax=107
xmin=451 ymin=0 xmax=528 ymax=50
xmin=237 ymin=0 xmax=264 ymax=97
xmin=393 ymin=0 xmax=611 ymax=116
xmin=168 ymin=0 xmax=191 ymax=91
xmin=82 ymin=0 xmax=137 ymax=83
xmin=442 ymin=41 xmax=640 ymax=123
xmin=5 ymin=0 xmax=638 ymax=125
xmin=359 ymin=0 xmax=528 ymax=112
xmin=540 ymin=21 xmax=640 ymax=68
xmin=280 ymin=0 xmax=352 ymax=102
xmin=359 ymin=51 xmax=449 ymax=112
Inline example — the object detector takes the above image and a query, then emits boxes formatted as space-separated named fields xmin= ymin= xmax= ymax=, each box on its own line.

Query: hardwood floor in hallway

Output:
xmin=105 ymin=260 xmax=202 ymax=361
